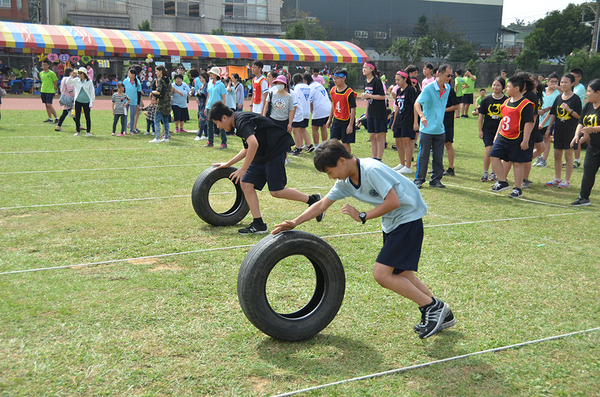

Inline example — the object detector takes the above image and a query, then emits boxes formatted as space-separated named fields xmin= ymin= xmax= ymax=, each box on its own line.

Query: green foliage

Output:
xmin=515 ymin=47 xmax=541 ymax=70
xmin=565 ymin=47 xmax=600 ymax=82
xmin=427 ymin=14 xmax=462 ymax=59
xmin=484 ymin=47 xmax=509 ymax=63
xmin=284 ymin=21 xmax=307 ymax=40
xmin=210 ymin=27 xmax=232 ymax=36
xmin=60 ymin=17 xmax=74 ymax=26
xmin=465 ymin=59 xmax=477 ymax=75
xmin=283 ymin=18 xmax=327 ymax=40
xmin=448 ymin=39 xmax=477 ymax=63
xmin=137 ymin=19 xmax=152 ymax=31
xmin=524 ymin=3 xmax=590 ymax=59
xmin=413 ymin=14 xmax=429 ymax=37
xmin=29 ymin=0 xmax=40 ymax=23
xmin=387 ymin=37 xmax=429 ymax=66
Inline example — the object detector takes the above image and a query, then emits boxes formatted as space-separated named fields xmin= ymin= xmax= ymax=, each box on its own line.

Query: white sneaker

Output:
xmin=143 ymin=131 xmax=151 ymax=135
xmin=148 ymin=138 xmax=161 ymax=143
xmin=400 ymin=166 xmax=413 ymax=174
xmin=200 ymin=136 xmax=208 ymax=140
xmin=74 ymin=132 xmax=80 ymax=136
xmin=86 ymin=132 xmax=92 ymax=136
xmin=161 ymin=138 xmax=169 ymax=143
xmin=393 ymin=164 xmax=404 ymax=171
xmin=194 ymin=136 xmax=202 ymax=141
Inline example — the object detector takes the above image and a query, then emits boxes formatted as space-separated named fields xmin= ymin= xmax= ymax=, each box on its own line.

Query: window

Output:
xmin=374 ymin=31 xmax=387 ymax=40
xmin=0 ymin=0 xmax=11 ymax=8
xmin=177 ymin=1 xmax=188 ymax=16
xmin=355 ymin=30 xmax=368 ymax=38
xmin=75 ymin=0 xmax=126 ymax=12
xmin=223 ymin=0 xmax=267 ymax=20
xmin=152 ymin=1 xmax=163 ymax=15
xmin=189 ymin=1 xmax=200 ymax=17
xmin=17 ymin=0 xmax=22 ymax=10
xmin=164 ymin=1 xmax=175 ymax=14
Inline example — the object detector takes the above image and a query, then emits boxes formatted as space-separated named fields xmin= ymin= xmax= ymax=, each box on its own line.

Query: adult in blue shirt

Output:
xmin=124 ymin=68 xmax=142 ymax=134
xmin=205 ymin=66 xmax=228 ymax=149
xmin=414 ymin=64 xmax=453 ymax=189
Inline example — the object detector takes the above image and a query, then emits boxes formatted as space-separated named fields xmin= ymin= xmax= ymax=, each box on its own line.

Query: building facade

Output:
xmin=44 ymin=0 xmax=282 ymax=37
xmin=282 ymin=0 xmax=503 ymax=48
xmin=0 ymin=0 xmax=29 ymax=22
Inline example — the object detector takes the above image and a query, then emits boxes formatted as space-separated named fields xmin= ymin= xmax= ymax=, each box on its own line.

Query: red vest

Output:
xmin=252 ymin=76 xmax=267 ymax=105
xmin=499 ymin=97 xmax=533 ymax=140
xmin=331 ymin=87 xmax=356 ymax=121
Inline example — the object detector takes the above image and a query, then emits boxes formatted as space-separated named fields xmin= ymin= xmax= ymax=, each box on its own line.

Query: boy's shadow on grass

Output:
xmin=256 ymin=333 xmax=384 ymax=376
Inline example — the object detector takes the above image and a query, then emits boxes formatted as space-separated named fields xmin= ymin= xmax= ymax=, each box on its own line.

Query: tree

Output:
xmin=388 ymin=37 xmax=429 ymax=66
xmin=413 ymin=14 xmax=429 ymax=37
xmin=465 ymin=59 xmax=477 ymax=75
xmin=283 ymin=18 xmax=327 ymax=40
xmin=29 ymin=0 xmax=40 ymax=23
xmin=427 ymin=15 xmax=462 ymax=59
xmin=483 ymin=47 xmax=509 ymax=63
xmin=211 ymin=28 xmax=232 ymax=36
xmin=565 ymin=47 xmax=600 ymax=81
xmin=137 ymin=20 xmax=152 ymax=31
xmin=60 ymin=17 xmax=74 ymax=26
xmin=515 ymin=47 xmax=540 ymax=70
xmin=448 ymin=39 xmax=477 ymax=62
xmin=524 ymin=3 xmax=590 ymax=60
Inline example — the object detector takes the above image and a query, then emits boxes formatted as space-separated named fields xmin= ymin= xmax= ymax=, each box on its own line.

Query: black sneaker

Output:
xmin=54 ymin=119 xmax=60 ymax=124
xmin=414 ymin=181 xmax=423 ymax=189
xmin=414 ymin=303 xmax=456 ymax=333
xmin=574 ymin=161 xmax=581 ymax=169
xmin=43 ymin=118 xmax=53 ymax=123
xmin=291 ymin=147 xmax=303 ymax=156
xmin=571 ymin=197 xmax=591 ymax=206
xmin=491 ymin=181 xmax=510 ymax=192
xmin=429 ymin=181 xmax=445 ymax=188
xmin=509 ymin=187 xmax=522 ymax=198
xmin=443 ymin=167 xmax=455 ymax=176
xmin=305 ymin=144 xmax=315 ymax=153
xmin=418 ymin=298 xmax=449 ymax=339
xmin=309 ymin=193 xmax=325 ymax=222
xmin=238 ymin=222 xmax=268 ymax=235
xmin=522 ymin=179 xmax=532 ymax=189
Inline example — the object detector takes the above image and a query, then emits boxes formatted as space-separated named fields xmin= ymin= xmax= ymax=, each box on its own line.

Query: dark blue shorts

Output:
xmin=462 ymin=93 xmax=474 ymax=104
xmin=41 ymin=92 xmax=54 ymax=104
xmin=172 ymin=105 xmax=189 ymax=122
xmin=393 ymin=127 xmax=416 ymax=139
xmin=444 ymin=127 xmax=454 ymax=143
xmin=271 ymin=118 xmax=289 ymax=131
xmin=367 ymin=117 xmax=387 ymax=133
xmin=292 ymin=119 xmax=309 ymax=128
xmin=376 ymin=218 xmax=424 ymax=274
xmin=490 ymin=137 xmax=532 ymax=163
xmin=483 ymin=132 xmax=495 ymax=147
xmin=554 ymin=128 xmax=576 ymax=150
xmin=330 ymin=120 xmax=356 ymax=143
xmin=242 ymin=151 xmax=287 ymax=191
xmin=311 ymin=116 xmax=328 ymax=127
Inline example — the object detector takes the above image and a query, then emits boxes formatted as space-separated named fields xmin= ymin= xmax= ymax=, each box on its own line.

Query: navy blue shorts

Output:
xmin=367 ymin=117 xmax=387 ymax=133
xmin=271 ymin=118 xmax=289 ymax=131
xmin=483 ymin=132 xmax=495 ymax=147
xmin=489 ymin=137 xmax=532 ymax=163
xmin=330 ymin=120 xmax=356 ymax=143
xmin=376 ymin=218 xmax=424 ymax=274
xmin=292 ymin=119 xmax=309 ymax=128
xmin=393 ymin=127 xmax=416 ymax=139
xmin=41 ymin=92 xmax=54 ymax=104
xmin=311 ymin=116 xmax=328 ymax=127
xmin=554 ymin=128 xmax=576 ymax=150
xmin=242 ymin=151 xmax=287 ymax=191
xmin=172 ymin=105 xmax=189 ymax=122
xmin=532 ymin=127 xmax=543 ymax=143
xmin=462 ymin=93 xmax=474 ymax=104
xmin=444 ymin=127 xmax=454 ymax=143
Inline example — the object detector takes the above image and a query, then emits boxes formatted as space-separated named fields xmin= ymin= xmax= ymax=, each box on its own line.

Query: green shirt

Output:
xmin=476 ymin=96 xmax=484 ymax=107
xmin=455 ymin=77 xmax=464 ymax=97
xmin=40 ymin=70 xmax=58 ymax=94
xmin=463 ymin=76 xmax=476 ymax=95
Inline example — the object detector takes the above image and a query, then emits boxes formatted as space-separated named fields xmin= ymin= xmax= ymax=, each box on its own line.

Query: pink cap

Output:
xmin=273 ymin=75 xmax=287 ymax=85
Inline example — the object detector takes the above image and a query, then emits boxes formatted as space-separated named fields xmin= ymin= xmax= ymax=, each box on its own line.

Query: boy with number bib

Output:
xmin=272 ymin=140 xmax=456 ymax=339
xmin=326 ymin=69 xmax=357 ymax=153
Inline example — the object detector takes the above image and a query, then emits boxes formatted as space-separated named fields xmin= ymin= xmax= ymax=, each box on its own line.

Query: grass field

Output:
xmin=1 ymin=108 xmax=599 ymax=396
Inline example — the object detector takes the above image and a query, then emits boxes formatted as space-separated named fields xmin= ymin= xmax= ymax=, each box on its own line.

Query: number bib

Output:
xmin=331 ymin=87 xmax=356 ymax=121
xmin=499 ymin=98 xmax=533 ymax=140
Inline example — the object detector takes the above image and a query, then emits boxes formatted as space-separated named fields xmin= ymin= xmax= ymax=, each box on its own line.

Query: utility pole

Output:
xmin=595 ymin=0 xmax=600 ymax=52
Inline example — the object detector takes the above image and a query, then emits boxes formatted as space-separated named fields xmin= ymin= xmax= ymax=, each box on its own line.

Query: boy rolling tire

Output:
xmin=237 ymin=230 xmax=346 ymax=341
xmin=191 ymin=166 xmax=249 ymax=226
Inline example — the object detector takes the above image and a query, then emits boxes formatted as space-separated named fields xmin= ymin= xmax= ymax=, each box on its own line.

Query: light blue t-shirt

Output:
xmin=574 ymin=83 xmax=586 ymax=107
xmin=541 ymin=89 xmax=561 ymax=128
xmin=326 ymin=158 xmax=428 ymax=233
xmin=225 ymin=85 xmax=237 ymax=109
xmin=171 ymin=82 xmax=190 ymax=108
xmin=206 ymin=80 xmax=227 ymax=110
xmin=123 ymin=77 xmax=142 ymax=106
xmin=193 ymin=77 xmax=203 ymax=93
xmin=416 ymin=81 xmax=451 ymax=135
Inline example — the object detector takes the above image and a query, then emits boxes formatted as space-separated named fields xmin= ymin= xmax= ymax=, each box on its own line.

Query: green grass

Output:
xmin=1 ymin=109 xmax=599 ymax=396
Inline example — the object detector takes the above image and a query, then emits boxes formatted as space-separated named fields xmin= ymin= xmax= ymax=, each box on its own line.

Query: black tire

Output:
xmin=237 ymin=230 xmax=345 ymax=341
xmin=191 ymin=166 xmax=250 ymax=226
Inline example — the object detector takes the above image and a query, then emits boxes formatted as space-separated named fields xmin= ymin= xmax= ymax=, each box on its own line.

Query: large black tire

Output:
xmin=191 ymin=166 xmax=249 ymax=226
xmin=237 ymin=230 xmax=345 ymax=341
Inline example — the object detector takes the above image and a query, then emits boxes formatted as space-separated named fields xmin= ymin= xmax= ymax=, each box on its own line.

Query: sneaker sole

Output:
xmin=414 ymin=317 xmax=457 ymax=333
xmin=419 ymin=302 xmax=448 ymax=339
xmin=572 ymin=202 xmax=591 ymax=206
xmin=492 ymin=186 xmax=511 ymax=192
xmin=238 ymin=230 xmax=268 ymax=236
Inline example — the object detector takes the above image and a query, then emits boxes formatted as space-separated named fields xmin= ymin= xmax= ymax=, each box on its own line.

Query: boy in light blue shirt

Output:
xmin=272 ymin=140 xmax=455 ymax=339
xmin=414 ymin=64 xmax=453 ymax=189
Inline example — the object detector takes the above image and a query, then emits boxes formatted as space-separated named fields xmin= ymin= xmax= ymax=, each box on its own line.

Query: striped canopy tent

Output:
xmin=0 ymin=22 xmax=367 ymax=63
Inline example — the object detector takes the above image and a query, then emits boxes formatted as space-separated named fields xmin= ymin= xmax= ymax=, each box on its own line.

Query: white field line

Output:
xmin=0 ymin=212 xmax=581 ymax=276
xmin=444 ymin=183 xmax=572 ymax=208
xmin=0 ymin=163 xmax=206 ymax=175
xmin=0 ymin=146 xmax=192 ymax=154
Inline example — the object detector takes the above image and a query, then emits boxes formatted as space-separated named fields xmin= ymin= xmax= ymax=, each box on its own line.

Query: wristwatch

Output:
xmin=359 ymin=212 xmax=367 ymax=224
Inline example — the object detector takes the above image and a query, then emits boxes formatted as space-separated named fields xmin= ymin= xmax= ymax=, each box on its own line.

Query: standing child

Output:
xmin=454 ymin=69 xmax=464 ymax=119
xmin=361 ymin=60 xmax=388 ymax=161
xmin=478 ymin=77 xmax=506 ymax=182
xmin=193 ymin=71 xmax=210 ymax=140
xmin=461 ymin=69 xmax=476 ymax=118
xmin=326 ymin=69 xmax=357 ymax=154
xmin=272 ymin=140 xmax=456 ymax=339
xmin=205 ymin=66 xmax=228 ymax=149
xmin=171 ymin=73 xmax=191 ymax=133
xmin=149 ymin=65 xmax=172 ymax=143
xmin=534 ymin=73 xmax=561 ymax=168
xmin=140 ymin=95 xmax=157 ymax=136
xmin=489 ymin=75 xmax=534 ymax=198
xmin=209 ymin=101 xmax=325 ymax=235
xmin=251 ymin=60 xmax=269 ymax=114
xmin=290 ymin=73 xmax=313 ymax=155
xmin=111 ymin=82 xmax=130 ymax=136
xmin=472 ymin=88 xmax=486 ymax=116
xmin=543 ymin=74 xmax=582 ymax=189
xmin=55 ymin=67 xmax=75 ymax=132
xmin=262 ymin=75 xmax=294 ymax=132
xmin=309 ymin=73 xmax=333 ymax=148
xmin=391 ymin=70 xmax=418 ymax=173
xmin=570 ymin=79 xmax=600 ymax=206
